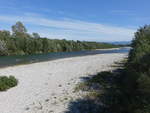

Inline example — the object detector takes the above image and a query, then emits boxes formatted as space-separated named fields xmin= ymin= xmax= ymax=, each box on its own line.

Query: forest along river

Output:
xmin=0 ymin=47 xmax=130 ymax=68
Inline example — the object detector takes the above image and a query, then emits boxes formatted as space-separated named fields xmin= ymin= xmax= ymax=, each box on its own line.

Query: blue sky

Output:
xmin=0 ymin=0 xmax=149 ymax=42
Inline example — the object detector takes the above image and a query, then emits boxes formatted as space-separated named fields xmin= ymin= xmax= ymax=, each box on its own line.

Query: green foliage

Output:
xmin=0 ymin=76 xmax=18 ymax=91
xmin=124 ymin=25 xmax=150 ymax=113
xmin=98 ymin=25 xmax=150 ymax=113
xmin=0 ymin=22 xmax=119 ymax=56
xmin=99 ymin=25 xmax=150 ymax=113
xmin=67 ymin=25 xmax=150 ymax=113
xmin=0 ymin=40 xmax=8 ymax=56
xmin=12 ymin=21 xmax=27 ymax=34
xmin=32 ymin=32 xmax=40 ymax=38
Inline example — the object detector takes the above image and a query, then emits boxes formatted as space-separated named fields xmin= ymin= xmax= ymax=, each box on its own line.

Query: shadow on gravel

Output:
xmin=65 ymin=98 xmax=103 ymax=113
xmin=65 ymin=62 xmax=126 ymax=113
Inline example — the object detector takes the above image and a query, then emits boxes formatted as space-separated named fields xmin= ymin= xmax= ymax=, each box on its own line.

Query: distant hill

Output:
xmin=106 ymin=41 xmax=131 ymax=45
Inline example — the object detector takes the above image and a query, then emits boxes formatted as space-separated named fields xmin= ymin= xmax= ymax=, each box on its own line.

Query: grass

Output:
xmin=66 ymin=61 xmax=126 ymax=113
xmin=0 ymin=76 xmax=18 ymax=91
xmin=75 ymin=71 xmax=113 ymax=92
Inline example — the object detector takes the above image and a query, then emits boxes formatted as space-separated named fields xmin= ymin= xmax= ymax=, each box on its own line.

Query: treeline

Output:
xmin=0 ymin=21 xmax=119 ymax=56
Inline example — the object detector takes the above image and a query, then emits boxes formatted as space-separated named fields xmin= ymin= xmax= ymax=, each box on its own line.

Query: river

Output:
xmin=0 ymin=47 xmax=130 ymax=68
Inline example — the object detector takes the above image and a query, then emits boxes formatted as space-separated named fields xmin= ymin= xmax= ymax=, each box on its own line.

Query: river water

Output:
xmin=0 ymin=47 xmax=130 ymax=68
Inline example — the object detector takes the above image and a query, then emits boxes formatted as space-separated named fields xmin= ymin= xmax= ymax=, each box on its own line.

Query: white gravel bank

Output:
xmin=0 ymin=53 xmax=127 ymax=113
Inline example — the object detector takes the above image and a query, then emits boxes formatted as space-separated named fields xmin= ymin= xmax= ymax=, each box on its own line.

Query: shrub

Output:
xmin=67 ymin=25 xmax=150 ymax=113
xmin=0 ymin=76 xmax=18 ymax=91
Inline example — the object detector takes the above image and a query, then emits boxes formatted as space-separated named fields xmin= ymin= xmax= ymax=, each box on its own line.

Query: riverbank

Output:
xmin=0 ymin=53 xmax=127 ymax=113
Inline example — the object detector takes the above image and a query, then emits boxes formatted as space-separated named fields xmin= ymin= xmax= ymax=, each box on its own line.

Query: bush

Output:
xmin=0 ymin=76 xmax=18 ymax=91
xmin=124 ymin=25 xmax=150 ymax=113
xmin=67 ymin=25 xmax=150 ymax=113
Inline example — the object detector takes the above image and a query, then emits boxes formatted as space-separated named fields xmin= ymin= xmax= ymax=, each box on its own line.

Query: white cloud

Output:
xmin=0 ymin=14 xmax=135 ymax=41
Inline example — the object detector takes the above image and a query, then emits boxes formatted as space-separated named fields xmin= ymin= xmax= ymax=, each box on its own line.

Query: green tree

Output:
xmin=12 ymin=21 xmax=27 ymax=34
xmin=32 ymin=32 xmax=40 ymax=38
xmin=42 ymin=38 xmax=49 ymax=53
xmin=0 ymin=40 xmax=8 ymax=56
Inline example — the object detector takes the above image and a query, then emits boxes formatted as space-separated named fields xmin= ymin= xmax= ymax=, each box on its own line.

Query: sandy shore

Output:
xmin=0 ymin=53 xmax=127 ymax=113
xmin=95 ymin=47 xmax=130 ymax=51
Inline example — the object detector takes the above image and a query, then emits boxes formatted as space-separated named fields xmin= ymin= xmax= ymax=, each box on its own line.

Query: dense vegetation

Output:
xmin=0 ymin=76 xmax=18 ymax=91
xmin=100 ymin=25 xmax=150 ymax=113
xmin=66 ymin=25 xmax=150 ymax=113
xmin=0 ymin=21 xmax=119 ymax=56
xmin=122 ymin=25 xmax=150 ymax=113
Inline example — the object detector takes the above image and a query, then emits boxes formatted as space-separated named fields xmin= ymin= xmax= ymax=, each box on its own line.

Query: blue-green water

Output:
xmin=0 ymin=47 xmax=130 ymax=68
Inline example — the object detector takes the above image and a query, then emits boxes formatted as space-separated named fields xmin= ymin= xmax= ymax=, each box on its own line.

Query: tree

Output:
xmin=0 ymin=30 xmax=11 ymax=41
xmin=0 ymin=40 xmax=8 ymax=55
xmin=32 ymin=32 xmax=40 ymax=38
xmin=42 ymin=38 xmax=49 ymax=53
xmin=12 ymin=21 xmax=27 ymax=34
